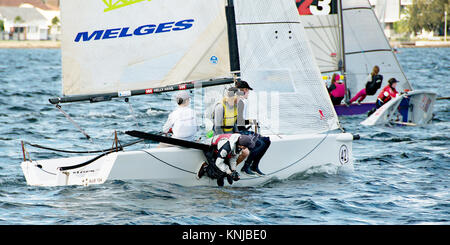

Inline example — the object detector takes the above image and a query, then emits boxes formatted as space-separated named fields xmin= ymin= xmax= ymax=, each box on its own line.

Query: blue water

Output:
xmin=0 ymin=48 xmax=448 ymax=225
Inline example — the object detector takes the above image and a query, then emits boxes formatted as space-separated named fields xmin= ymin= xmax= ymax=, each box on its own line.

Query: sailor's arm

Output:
xmin=162 ymin=112 xmax=175 ymax=134
xmin=215 ymin=149 xmax=232 ymax=175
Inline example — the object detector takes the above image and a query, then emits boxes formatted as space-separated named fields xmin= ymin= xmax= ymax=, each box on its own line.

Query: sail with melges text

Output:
xmin=60 ymin=0 xmax=231 ymax=97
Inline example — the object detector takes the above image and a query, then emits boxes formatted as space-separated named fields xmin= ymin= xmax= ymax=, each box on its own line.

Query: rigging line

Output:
xmin=240 ymin=130 xmax=331 ymax=181
xmin=125 ymin=98 xmax=140 ymax=129
xmin=309 ymin=36 xmax=337 ymax=59
xmin=316 ymin=16 xmax=338 ymax=57
xmin=307 ymin=22 xmax=334 ymax=57
xmin=56 ymin=105 xmax=91 ymax=140
xmin=141 ymin=150 xmax=197 ymax=175
xmin=23 ymin=139 xmax=144 ymax=154
xmin=55 ymin=105 xmax=106 ymax=155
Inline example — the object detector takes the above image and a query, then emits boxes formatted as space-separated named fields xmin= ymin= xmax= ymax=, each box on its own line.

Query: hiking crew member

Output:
xmin=162 ymin=91 xmax=197 ymax=141
xmin=197 ymin=134 xmax=255 ymax=186
xmin=236 ymin=80 xmax=271 ymax=176
xmin=367 ymin=78 xmax=400 ymax=117
xmin=213 ymin=87 xmax=239 ymax=134
xmin=376 ymin=78 xmax=399 ymax=109
xmin=327 ymin=74 xmax=346 ymax=105
xmin=349 ymin=65 xmax=383 ymax=104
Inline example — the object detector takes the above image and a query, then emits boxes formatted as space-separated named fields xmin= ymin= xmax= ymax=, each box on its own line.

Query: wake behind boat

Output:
xmin=20 ymin=0 xmax=354 ymax=187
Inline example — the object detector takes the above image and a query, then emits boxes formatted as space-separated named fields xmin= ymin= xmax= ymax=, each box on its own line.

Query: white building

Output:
xmin=0 ymin=6 xmax=48 ymax=40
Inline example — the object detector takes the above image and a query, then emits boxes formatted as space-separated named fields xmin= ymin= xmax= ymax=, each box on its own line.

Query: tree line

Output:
xmin=403 ymin=0 xmax=450 ymax=35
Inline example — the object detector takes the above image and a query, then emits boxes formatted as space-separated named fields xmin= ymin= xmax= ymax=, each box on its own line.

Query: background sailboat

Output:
xmin=21 ymin=0 xmax=354 ymax=187
xmin=297 ymin=0 xmax=436 ymax=121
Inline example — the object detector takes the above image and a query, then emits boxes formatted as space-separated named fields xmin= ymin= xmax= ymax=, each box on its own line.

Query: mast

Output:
xmin=225 ymin=0 xmax=241 ymax=78
xmin=337 ymin=0 xmax=349 ymax=101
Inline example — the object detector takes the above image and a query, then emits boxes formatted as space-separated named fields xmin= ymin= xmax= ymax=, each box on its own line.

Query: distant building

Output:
xmin=0 ymin=6 xmax=48 ymax=40
xmin=0 ymin=0 xmax=60 ymax=40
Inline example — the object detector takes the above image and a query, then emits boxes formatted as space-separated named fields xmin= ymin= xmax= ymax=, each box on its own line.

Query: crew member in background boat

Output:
xmin=213 ymin=87 xmax=239 ymax=134
xmin=162 ymin=91 xmax=197 ymax=143
xmin=367 ymin=78 xmax=400 ymax=117
xmin=349 ymin=65 xmax=383 ymax=104
xmin=327 ymin=73 xmax=346 ymax=105
xmin=197 ymin=133 xmax=255 ymax=186
xmin=235 ymin=80 xmax=270 ymax=176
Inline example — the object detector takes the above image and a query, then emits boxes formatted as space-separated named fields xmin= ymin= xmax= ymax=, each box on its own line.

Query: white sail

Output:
xmin=342 ymin=0 xmax=412 ymax=102
xmin=234 ymin=0 xmax=340 ymax=134
xmin=297 ymin=0 xmax=343 ymax=73
xmin=60 ymin=0 xmax=230 ymax=96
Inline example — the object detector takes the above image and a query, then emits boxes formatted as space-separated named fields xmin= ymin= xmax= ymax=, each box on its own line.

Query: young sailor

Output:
xmin=376 ymin=78 xmax=399 ymax=109
xmin=327 ymin=74 xmax=346 ymax=105
xmin=197 ymin=134 xmax=255 ymax=186
xmin=213 ymin=87 xmax=239 ymax=134
xmin=235 ymin=80 xmax=271 ymax=176
xmin=349 ymin=65 xmax=383 ymax=104
xmin=162 ymin=91 xmax=197 ymax=141
xmin=367 ymin=78 xmax=400 ymax=117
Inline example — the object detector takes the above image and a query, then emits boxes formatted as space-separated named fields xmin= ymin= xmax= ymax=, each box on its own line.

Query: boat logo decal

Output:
xmin=296 ymin=0 xmax=337 ymax=16
xmin=319 ymin=109 xmax=325 ymax=120
xmin=210 ymin=56 xmax=218 ymax=64
xmin=103 ymin=0 xmax=152 ymax=13
xmin=74 ymin=19 xmax=195 ymax=42
xmin=339 ymin=144 xmax=349 ymax=165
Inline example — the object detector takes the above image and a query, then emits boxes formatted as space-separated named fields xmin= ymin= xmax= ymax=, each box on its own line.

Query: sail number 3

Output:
xmin=296 ymin=0 xmax=333 ymax=16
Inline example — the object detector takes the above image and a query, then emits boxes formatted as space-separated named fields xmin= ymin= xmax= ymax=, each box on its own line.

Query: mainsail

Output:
xmin=234 ymin=0 xmax=340 ymax=134
xmin=60 ymin=0 xmax=231 ymax=97
xmin=342 ymin=0 xmax=412 ymax=100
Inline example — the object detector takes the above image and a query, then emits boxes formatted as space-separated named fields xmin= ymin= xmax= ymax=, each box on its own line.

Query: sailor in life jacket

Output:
xmin=376 ymin=78 xmax=399 ymax=109
xmin=327 ymin=73 xmax=346 ymax=105
xmin=162 ymin=91 xmax=197 ymax=142
xmin=213 ymin=87 xmax=239 ymax=134
xmin=197 ymin=133 xmax=255 ymax=186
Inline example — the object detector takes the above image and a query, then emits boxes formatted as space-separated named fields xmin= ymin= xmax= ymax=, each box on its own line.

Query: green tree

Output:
xmin=14 ymin=16 xmax=24 ymax=24
xmin=51 ymin=16 xmax=59 ymax=26
xmin=405 ymin=0 xmax=450 ymax=34
xmin=0 ymin=20 xmax=4 ymax=32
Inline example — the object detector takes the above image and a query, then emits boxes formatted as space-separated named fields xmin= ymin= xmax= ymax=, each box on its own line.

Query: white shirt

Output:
xmin=163 ymin=106 xmax=197 ymax=141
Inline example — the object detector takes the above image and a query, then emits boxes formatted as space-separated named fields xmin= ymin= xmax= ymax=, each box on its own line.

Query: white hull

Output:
xmin=21 ymin=133 xmax=354 ymax=187
xmin=361 ymin=91 xmax=437 ymax=126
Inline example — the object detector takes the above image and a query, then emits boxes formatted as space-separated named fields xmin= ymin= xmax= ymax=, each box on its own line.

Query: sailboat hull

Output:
xmin=21 ymin=133 xmax=354 ymax=187
xmin=360 ymin=91 xmax=437 ymax=126
xmin=334 ymin=103 xmax=376 ymax=116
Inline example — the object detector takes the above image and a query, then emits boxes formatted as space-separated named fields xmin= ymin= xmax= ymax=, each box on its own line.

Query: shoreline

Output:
xmin=0 ymin=40 xmax=61 ymax=49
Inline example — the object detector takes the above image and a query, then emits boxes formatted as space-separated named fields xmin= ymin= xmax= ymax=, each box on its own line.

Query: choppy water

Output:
xmin=0 ymin=48 xmax=448 ymax=225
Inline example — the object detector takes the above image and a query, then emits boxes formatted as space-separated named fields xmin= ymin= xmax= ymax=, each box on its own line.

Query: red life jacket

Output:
xmin=378 ymin=85 xmax=399 ymax=104
xmin=211 ymin=134 xmax=233 ymax=159
xmin=212 ymin=134 xmax=233 ymax=146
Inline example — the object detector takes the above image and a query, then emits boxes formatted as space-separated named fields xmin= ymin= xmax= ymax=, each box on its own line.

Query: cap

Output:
xmin=388 ymin=78 xmax=399 ymax=85
xmin=236 ymin=80 xmax=253 ymax=90
xmin=238 ymin=135 xmax=256 ymax=149
xmin=176 ymin=91 xmax=190 ymax=100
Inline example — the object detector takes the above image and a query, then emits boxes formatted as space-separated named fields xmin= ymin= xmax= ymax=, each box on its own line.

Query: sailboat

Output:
xmin=20 ymin=0 xmax=354 ymax=187
xmin=297 ymin=0 xmax=437 ymax=123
